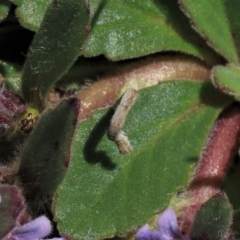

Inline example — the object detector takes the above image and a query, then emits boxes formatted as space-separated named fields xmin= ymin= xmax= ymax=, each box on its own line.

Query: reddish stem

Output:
xmin=76 ymin=54 xmax=210 ymax=120
xmin=191 ymin=103 xmax=240 ymax=190
xmin=178 ymin=103 xmax=240 ymax=235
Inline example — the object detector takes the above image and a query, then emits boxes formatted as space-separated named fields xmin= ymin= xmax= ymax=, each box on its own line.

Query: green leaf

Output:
xmin=83 ymin=0 xmax=219 ymax=63
xmin=13 ymin=0 xmax=220 ymax=64
xmin=212 ymin=65 xmax=240 ymax=100
xmin=190 ymin=193 xmax=233 ymax=240
xmin=225 ymin=0 xmax=240 ymax=57
xmin=21 ymin=0 xmax=90 ymax=110
xmin=17 ymin=98 xmax=80 ymax=201
xmin=223 ymin=155 xmax=240 ymax=236
xmin=180 ymin=0 xmax=239 ymax=64
xmin=12 ymin=0 xmax=50 ymax=31
xmin=233 ymin=210 xmax=240 ymax=238
xmin=0 ymin=0 xmax=11 ymax=21
xmin=0 ymin=185 xmax=25 ymax=238
xmin=54 ymin=80 xmax=231 ymax=239
xmin=0 ymin=60 xmax=22 ymax=93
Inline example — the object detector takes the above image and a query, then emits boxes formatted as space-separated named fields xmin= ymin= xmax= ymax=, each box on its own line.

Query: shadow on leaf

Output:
xmin=90 ymin=0 xmax=107 ymax=30
xmin=199 ymin=82 xmax=233 ymax=107
xmin=83 ymin=108 xmax=116 ymax=170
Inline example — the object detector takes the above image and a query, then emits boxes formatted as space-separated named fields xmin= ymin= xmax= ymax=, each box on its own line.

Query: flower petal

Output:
xmin=157 ymin=209 xmax=179 ymax=236
xmin=9 ymin=215 xmax=52 ymax=240
xmin=157 ymin=208 xmax=189 ymax=240
xmin=135 ymin=224 xmax=162 ymax=240
xmin=45 ymin=238 xmax=65 ymax=240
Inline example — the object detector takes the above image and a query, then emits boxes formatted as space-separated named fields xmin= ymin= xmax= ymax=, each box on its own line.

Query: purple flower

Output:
xmin=2 ymin=215 xmax=64 ymax=240
xmin=135 ymin=208 xmax=189 ymax=240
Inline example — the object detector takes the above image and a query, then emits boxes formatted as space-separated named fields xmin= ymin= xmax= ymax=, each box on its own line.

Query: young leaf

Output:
xmin=0 ymin=0 xmax=11 ymax=21
xmin=54 ymin=80 xmax=232 ymax=239
xmin=0 ymin=185 xmax=25 ymax=239
xmin=190 ymin=193 xmax=233 ymax=240
xmin=180 ymin=0 xmax=239 ymax=64
xmin=17 ymin=98 xmax=80 ymax=201
xmin=21 ymin=0 xmax=90 ymax=110
xmin=212 ymin=65 xmax=240 ymax=100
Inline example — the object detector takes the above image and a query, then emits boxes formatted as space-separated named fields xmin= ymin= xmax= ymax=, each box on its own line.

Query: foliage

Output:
xmin=0 ymin=0 xmax=240 ymax=239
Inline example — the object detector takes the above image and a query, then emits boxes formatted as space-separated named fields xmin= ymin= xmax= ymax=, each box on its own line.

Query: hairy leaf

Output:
xmin=180 ymin=0 xmax=239 ymax=64
xmin=0 ymin=0 xmax=11 ymax=21
xmin=212 ymin=65 xmax=240 ymax=100
xmin=54 ymin=80 xmax=231 ymax=239
xmin=0 ymin=185 xmax=25 ymax=238
xmin=225 ymin=0 xmax=240 ymax=57
xmin=13 ymin=0 xmax=220 ymax=64
xmin=83 ymin=0 xmax=219 ymax=63
xmin=12 ymin=0 xmax=50 ymax=31
xmin=21 ymin=0 xmax=90 ymax=109
xmin=17 ymin=98 xmax=80 ymax=201
xmin=190 ymin=193 xmax=233 ymax=240
xmin=223 ymin=155 xmax=240 ymax=237
xmin=0 ymin=61 xmax=22 ymax=93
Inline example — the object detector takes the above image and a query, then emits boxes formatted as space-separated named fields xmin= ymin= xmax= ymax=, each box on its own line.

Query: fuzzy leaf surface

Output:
xmin=223 ymin=156 xmax=240 ymax=237
xmin=54 ymin=80 xmax=231 ymax=239
xmin=0 ymin=185 xmax=25 ymax=238
xmin=0 ymin=61 xmax=22 ymax=93
xmin=190 ymin=194 xmax=232 ymax=240
xmin=17 ymin=98 xmax=80 ymax=201
xmin=21 ymin=0 xmax=90 ymax=109
xmin=212 ymin=65 xmax=240 ymax=100
xmin=0 ymin=0 xmax=11 ymax=21
xmin=13 ymin=0 xmax=219 ymax=63
xmin=180 ymin=0 xmax=239 ymax=64
xmin=83 ymin=0 xmax=218 ymax=62
xmin=12 ymin=0 xmax=50 ymax=31
xmin=225 ymin=0 xmax=240 ymax=57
